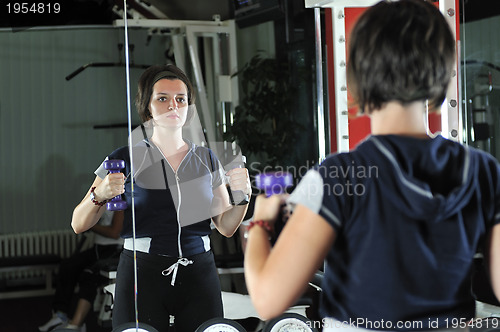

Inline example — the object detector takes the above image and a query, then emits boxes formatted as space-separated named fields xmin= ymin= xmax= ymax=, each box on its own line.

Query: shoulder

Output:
xmin=320 ymin=151 xmax=356 ymax=167
xmin=192 ymin=145 xmax=220 ymax=163
xmin=193 ymin=144 xmax=211 ymax=155
xmin=315 ymin=151 xmax=364 ymax=180
xmin=109 ymin=141 xmax=154 ymax=161
xmin=467 ymin=144 xmax=498 ymax=164
xmin=466 ymin=144 xmax=500 ymax=180
xmin=109 ymin=146 xmax=130 ymax=160
xmin=192 ymin=144 xmax=214 ymax=156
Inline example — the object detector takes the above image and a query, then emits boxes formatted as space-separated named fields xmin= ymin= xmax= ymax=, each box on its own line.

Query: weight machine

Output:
xmin=305 ymin=0 xmax=461 ymax=155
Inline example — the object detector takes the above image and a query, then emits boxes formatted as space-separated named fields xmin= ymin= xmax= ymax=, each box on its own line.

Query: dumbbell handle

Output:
xmin=103 ymin=159 xmax=127 ymax=211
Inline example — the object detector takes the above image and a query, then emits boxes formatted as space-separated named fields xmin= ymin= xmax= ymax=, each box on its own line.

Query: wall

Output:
xmin=0 ymin=15 xmax=277 ymax=234
xmin=0 ymin=27 xmax=168 ymax=233
xmin=235 ymin=21 xmax=276 ymax=67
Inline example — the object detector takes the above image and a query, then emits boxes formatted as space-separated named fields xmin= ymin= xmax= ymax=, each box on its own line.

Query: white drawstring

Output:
xmin=162 ymin=258 xmax=194 ymax=286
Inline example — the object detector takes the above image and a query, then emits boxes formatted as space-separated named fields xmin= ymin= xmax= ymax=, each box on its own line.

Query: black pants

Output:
xmin=112 ymin=249 xmax=223 ymax=332
xmin=53 ymin=244 xmax=122 ymax=314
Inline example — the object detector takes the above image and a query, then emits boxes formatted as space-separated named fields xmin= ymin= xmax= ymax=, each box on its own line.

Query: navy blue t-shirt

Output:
xmin=96 ymin=139 xmax=225 ymax=258
xmin=289 ymin=135 xmax=500 ymax=330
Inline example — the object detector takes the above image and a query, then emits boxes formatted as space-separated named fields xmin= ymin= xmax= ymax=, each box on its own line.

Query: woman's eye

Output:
xmin=176 ymin=97 xmax=186 ymax=103
xmin=158 ymin=97 xmax=167 ymax=102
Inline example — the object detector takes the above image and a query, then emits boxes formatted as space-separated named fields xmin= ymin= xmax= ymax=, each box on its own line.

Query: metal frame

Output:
xmin=306 ymin=0 xmax=461 ymax=152
xmin=306 ymin=0 xmax=378 ymax=8
xmin=114 ymin=18 xmax=239 ymax=146
xmin=331 ymin=7 xmax=349 ymax=153
xmin=0 ymin=263 xmax=58 ymax=299
xmin=307 ymin=0 xmax=378 ymax=153
xmin=439 ymin=0 xmax=460 ymax=141
xmin=314 ymin=8 xmax=327 ymax=162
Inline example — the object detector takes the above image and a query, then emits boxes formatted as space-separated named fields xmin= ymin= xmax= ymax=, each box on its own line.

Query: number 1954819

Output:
xmin=6 ymin=2 xmax=60 ymax=14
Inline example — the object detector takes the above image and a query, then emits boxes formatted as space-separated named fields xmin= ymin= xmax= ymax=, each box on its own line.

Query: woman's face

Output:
xmin=149 ymin=78 xmax=189 ymax=128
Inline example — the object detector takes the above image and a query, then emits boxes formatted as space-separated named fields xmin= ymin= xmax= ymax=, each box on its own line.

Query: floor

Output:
xmin=0 ymin=295 xmax=110 ymax=332
xmin=0 ymin=293 xmax=264 ymax=332
xmin=0 ymin=265 xmax=318 ymax=332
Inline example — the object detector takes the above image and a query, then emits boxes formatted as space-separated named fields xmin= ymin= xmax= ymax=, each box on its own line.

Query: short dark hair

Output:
xmin=346 ymin=0 xmax=455 ymax=113
xmin=136 ymin=64 xmax=196 ymax=123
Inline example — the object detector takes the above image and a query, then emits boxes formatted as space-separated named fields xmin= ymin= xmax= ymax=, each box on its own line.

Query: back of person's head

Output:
xmin=136 ymin=64 xmax=196 ymax=123
xmin=347 ymin=0 xmax=455 ymax=114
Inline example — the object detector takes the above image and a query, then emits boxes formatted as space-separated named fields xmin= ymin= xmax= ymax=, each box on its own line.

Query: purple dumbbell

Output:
xmin=255 ymin=172 xmax=294 ymax=242
xmin=255 ymin=172 xmax=293 ymax=197
xmin=226 ymin=154 xmax=250 ymax=205
xmin=103 ymin=159 xmax=127 ymax=211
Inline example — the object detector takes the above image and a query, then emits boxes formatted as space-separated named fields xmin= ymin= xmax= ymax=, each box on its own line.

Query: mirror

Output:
xmin=92 ymin=5 xmax=244 ymax=331
xmin=3 ymin=0 xmax=499 ymax=330
xmin=460 ymin=0 xmax=500 ymax=159
xmin=0 ymin=1 xmax=247 ymax=331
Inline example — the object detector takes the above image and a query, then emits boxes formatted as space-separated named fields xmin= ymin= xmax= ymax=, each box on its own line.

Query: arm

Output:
xmin=72 ymin=173 xmax=125 ymax=234
xmin=244 ymin=196 xmax=336 ymax=320
xmin=487 ymin=223 xmax=500 ymax=301
xmin=212 ymin=167 xmax=251 ymax=237
xmin=91 ymin=210 xmax=124 ymax=239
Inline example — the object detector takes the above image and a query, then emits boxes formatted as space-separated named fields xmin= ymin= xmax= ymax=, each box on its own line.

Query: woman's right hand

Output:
xmin=253 ymin=194 xmax=289 ymax=228
xmin=93 ymin=172 xmax=126 ymax=202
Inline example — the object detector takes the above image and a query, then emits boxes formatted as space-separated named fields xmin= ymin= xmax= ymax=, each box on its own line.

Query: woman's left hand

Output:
xmin=226 ymin=167 xmax=252 ymax=196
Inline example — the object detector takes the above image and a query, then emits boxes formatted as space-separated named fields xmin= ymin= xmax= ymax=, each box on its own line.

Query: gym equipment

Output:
xmin=255 ymin=172 xmax=293 ymax=239
xmin=112 ymin=322 xmax=159 ymax=332
xmin=255 ymin=172 xmax=293 ymax=197
xmin=262 ymin=312 xmax=319 ymax=332
xmin=226 ymin=154 xmax=250 ymax=205
xmin=103 ymin=159 xmax=127 ymax=211
xmin=195 ymin=317 xmax=247 ymax=332
xmin=65 ymin=44 xmax=150 ymax=81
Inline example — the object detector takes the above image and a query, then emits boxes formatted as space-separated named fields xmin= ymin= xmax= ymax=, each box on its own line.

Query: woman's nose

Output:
xmin=169 ymin=99 xmax=178 ymax=110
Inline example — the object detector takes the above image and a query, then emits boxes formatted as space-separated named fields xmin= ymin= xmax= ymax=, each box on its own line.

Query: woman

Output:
xmin=244 ymin=1 xmax=500 ymax=331
xmin=72 ymin=64 xmax=251 ymax=331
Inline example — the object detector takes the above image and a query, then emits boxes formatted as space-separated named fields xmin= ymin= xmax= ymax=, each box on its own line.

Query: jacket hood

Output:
xmin=358 ymin=135 xmax=476 ymax=222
